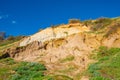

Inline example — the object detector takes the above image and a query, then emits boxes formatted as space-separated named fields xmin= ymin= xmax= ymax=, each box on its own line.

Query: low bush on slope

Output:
xmin=0 ymin=36 xmax=23 ymax=47
xmin=10 ymin=62 xmax=52 ymax=80
xmin=0 ymin=58 xmax=73 ymax=80
xmin=0 ymin=58 xmax=53 ymax=80
xmin=0 ymin=58 xmax=16 ymax=80
xmin=87 ymin=46 xmax=120 ymax=80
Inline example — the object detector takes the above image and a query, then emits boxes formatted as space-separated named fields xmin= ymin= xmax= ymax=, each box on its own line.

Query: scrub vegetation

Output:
xmin=87 ymin=46 xmax=120 ymax=80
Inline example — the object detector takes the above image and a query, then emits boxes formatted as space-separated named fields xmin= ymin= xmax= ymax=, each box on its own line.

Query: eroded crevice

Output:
xmin=0 ymin=52 xmax=10 ymax=59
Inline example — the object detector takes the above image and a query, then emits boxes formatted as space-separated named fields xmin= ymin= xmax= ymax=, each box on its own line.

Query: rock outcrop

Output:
xmin=20 ymin=23 xmax=90 ymax=46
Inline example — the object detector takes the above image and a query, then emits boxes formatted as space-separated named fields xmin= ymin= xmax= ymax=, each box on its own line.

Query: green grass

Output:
xmin=0 ymin=58 xmax=17 ymax=80
xmin=0 ymin=40 xmax=17 ymax=47
xmin=0 ymin=36 xmax=23 ymax=57
xmin=0 ymin=35 xmax=73 ymax=80
xmin=0 ymin=58 xmax=73 ymax=80
xmin=52 ymin=75 xmax=73 ymax=80
xmin=87 ymin=46 xmax=120 ymax=80
xmin=60 ymin=55 xmax=74 ymax=63
xmin=0 ymin=58 xmax=15 ymax=65
xmin=91 ymin=18 xmax=112 ymax=31
xmin=0 ymin=58 xmax=54 ymax=80
xmin=10 ymin=61 xmax=53 ymax=80
xmin=0 ymin=36 xmax=23 ymax=47
xmin=69 ymin=19 xmax=81 ymax=24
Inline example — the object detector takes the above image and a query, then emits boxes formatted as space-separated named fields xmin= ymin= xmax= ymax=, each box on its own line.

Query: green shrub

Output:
xmin=69 ymin=19 xmax=81 ymax=24
xmin=97 ymin=47 xmax=120 ymax=58
xmin=60 ymin=55 xmax=74 ymax=63
xmin=52 ymin=75 xmax=73 ymax=80
xmin=90 ymin=76 xmax=110 ymax=80
xmin=0 ymin=36 xmax=24 ymax=47
xmin=0 ymin=58 xmax=16 ymax=80
xmin=91 ymin=18 xmax=112 ymax=31
xmin=94 ymin=46 xmax=108 ymax=59
xmin=10 ymin=62 xmax=47 ymax=80
xmin=0 ymin=58 xmax=53 ymax=80
xmin=94 ymin=18 xmax=111 ymax=24
xmin=7 ymin=36 xmax=15 ymax=40
xmin=88 ymin=63 xmax=101 ymax=77
xmin=87 ymin=47 xmax=120 ymax=79
xmin=0 ymin=58 xmax=15 ymax=65
xmin=105 ymin=23 xmax=120 ymax=37
xmin=82 ymin=20 xmax=93 ymax=26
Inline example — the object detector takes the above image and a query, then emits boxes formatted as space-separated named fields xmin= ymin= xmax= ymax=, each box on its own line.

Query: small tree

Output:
xmin=0 ymin=32 xmax=6 ymax=40
xmin=7 ymin=36 xmax=15 ymax=40
xmin=0 ymin=36 xmax=4 ymax=41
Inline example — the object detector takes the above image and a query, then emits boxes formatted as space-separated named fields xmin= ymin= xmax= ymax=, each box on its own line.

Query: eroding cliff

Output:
xmin=3 ymin=18 xmax=120 ymax=79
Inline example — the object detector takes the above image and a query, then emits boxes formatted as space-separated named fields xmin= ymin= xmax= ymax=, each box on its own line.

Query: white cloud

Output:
xmin=0 ymin=14 xmax=17 ymax=24
xmin=12 ymin=20 xmax=16 ymax=24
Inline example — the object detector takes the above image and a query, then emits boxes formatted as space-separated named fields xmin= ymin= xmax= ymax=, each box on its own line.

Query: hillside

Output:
xmin=1 ymin=17 xmax=120 ymax=80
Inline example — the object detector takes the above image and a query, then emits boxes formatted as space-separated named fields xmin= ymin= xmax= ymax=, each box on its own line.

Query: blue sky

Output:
xmin=0 ymin=0 xmax=120 ymax=36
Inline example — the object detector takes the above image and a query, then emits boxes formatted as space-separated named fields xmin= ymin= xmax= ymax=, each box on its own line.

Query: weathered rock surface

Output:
xmin=20 ymin=23 xmax=90 ymax=46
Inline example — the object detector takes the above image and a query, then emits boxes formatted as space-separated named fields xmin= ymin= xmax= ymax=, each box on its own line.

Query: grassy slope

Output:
xmin=86 ymin=46 xmax=120 ymax=80
xmin=0 ymin=37 xmax=50 ymax=80
xmin=0 ymin=37 xmax=72 ymax=80
xmin=0 ymin=58 xmax=73 ymax=80
xmin=82 ymin=17 xmax=120 ymax=80
xmin=0 ymin=36 xmax=23 ymax=56
xmin=0 ymin=58 xmax=54 ymax=80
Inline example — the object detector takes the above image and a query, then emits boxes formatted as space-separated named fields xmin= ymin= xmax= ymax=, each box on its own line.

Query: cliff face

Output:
xmin=3 ymin=18 xmax=120 ymax=79
xmin=20 ymin=23 xmax=89 ymax=46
